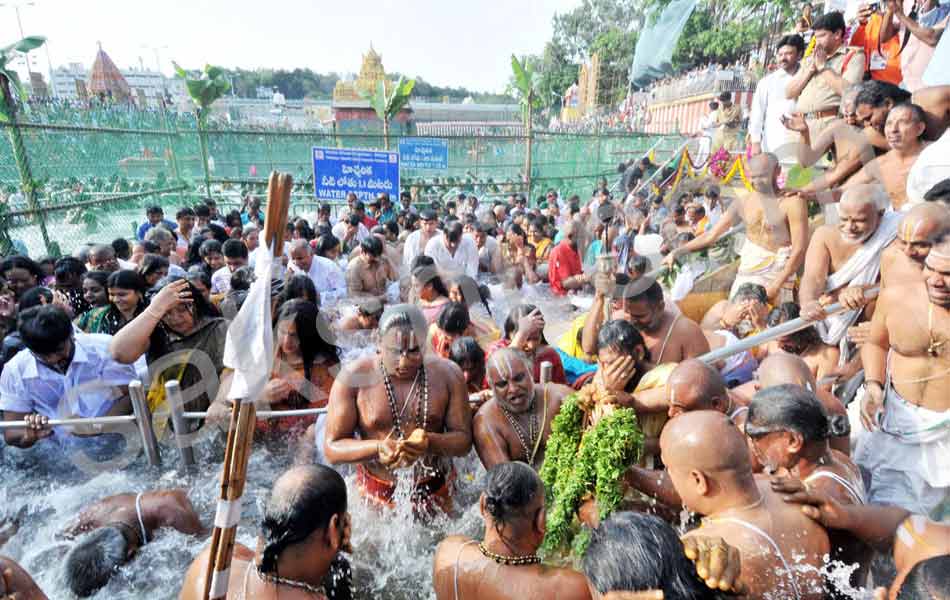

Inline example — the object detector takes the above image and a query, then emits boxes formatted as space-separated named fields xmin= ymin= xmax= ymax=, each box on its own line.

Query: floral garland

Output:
xmin=538 ymin=394 xmax=644 ymax=557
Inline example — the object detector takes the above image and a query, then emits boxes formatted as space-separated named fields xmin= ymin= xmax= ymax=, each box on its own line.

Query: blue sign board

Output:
xmin=312 ymin=147 xmax=400 ymax=201
xmin=398 ymin=138 xmax=448 ymax=170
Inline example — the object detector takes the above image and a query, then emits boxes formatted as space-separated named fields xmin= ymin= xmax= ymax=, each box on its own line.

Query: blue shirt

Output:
xmin=0 ymin=333 xmax=138 ymax=440
xmin=137 ymin=219 xmax=178 ymax=241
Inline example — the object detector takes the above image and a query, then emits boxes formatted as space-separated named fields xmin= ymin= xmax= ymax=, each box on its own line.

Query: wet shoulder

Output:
xmin=426 ymin=356 xmax=465 ymax=382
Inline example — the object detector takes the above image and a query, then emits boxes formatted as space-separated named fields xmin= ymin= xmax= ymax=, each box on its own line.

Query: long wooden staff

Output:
xmin=203 ymin=171 xmax=292 ymax=600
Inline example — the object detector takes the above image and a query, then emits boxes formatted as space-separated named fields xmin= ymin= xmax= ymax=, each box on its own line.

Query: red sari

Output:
xmin=485 ymin=339 xmax=567 ymax=384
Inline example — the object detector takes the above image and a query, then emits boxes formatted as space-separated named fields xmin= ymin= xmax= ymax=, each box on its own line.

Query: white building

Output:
xmin=48 ymin=62 xmax=187 ymax=106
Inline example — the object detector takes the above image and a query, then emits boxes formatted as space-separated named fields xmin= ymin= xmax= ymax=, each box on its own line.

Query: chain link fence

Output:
xmin=0 ymin=105 xmax=684 ymax=258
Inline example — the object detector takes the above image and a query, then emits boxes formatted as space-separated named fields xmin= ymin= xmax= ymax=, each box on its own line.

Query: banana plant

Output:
xmin=509 ymin=55 xmax=543 ymax=197
xmin=0 ymin=35 xmax=50 ymax=255
xmin=173 ymin=62 xmax=230 ymax=196
xmin=360 ymin=76 xmax=415 ymax=150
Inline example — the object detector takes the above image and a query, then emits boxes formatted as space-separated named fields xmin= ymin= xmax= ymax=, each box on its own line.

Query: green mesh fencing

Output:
xmin=0 ymin=106 xmax=684 ymax=258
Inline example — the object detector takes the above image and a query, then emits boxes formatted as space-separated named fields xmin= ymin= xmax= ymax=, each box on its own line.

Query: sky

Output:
xmin=1 ymin=0 xmax=580 ymax=94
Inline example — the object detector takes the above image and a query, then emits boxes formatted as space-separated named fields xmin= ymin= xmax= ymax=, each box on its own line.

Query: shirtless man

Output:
xmin=472 ymin=348 xmax=572 ymax=470
xmin=180 ymin=465 xmax=351 ymax=600
xmin=345 ymin=235 xmax=394 ymax=303
xmin=733 ymin=353 xmax=850 ymax=455
xmin=432 ymin=462 xmax=591 ymax=600
xmin=338 ymin=297 xmax=384 ymax=332
xmin=844 ymin=103 xmax=931 ymax=211
xmin=581 ymin=275 xmax=709 ymax=365
xmin=912 ymin=84 xmax=950 ymax=140
xmin=664 ymin=153 xmax=809 ymax=304
xmin=0 ymin=556 xmax=46 ymax=600
xmin=800 ymin=186 xmax=899 ymax=347
xmin=62 ymin=489 xmax=203 ymax=597
xmin=323 ymin=305 xmax=472 ymax=514
xmin=858 ymin=233 xmax=950 ymax=516
xmin=665 ymin=411 xmax=830 ymax=600
xmin=744 ymin=385 xmax=870 ymax=593
xmin=880 ymin=203 xmax=950 ymax=289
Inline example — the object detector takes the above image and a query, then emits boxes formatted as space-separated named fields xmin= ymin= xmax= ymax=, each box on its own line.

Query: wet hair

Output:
xmin=627 ymin=255 xmax=651 ymax=277
xmin=229 ymin=265 xmax=255 ymax=292
xmin=896 ymin=554 xmax=950 ymax=600
xmin=378 ymin=304 xmax=428 ymax=342
xmin=411 ymin=263 xmax=449 ymax=298
xmin=107 ymin=269 xmax=148 ymax=294
xmin=359 ymin=235 xmax=383 ymax=257
xmin=199 ymin=239 xmax=223 ymax=258
xmin=0 ymin=255 xmax=43 ymax=281
xmin=746 ymin=384 xmax=850 ymax=441
xmin=63 ymin=525 xmax=132 ymax=597
xmin=259 ymin=465 xmax=347 ymax=574
xmin=445 ymin=220 xmax=464 ymax=243
xmin=584 ymin=511 xmax=719 ymax=599
xmin=222 ymin=238 xmax=248 ymax=259
xmin=18 ymin=305 xmax=72 ymax=354
xmin=776 ymin=33 xmax=805 ymax=55
xmin=731 ymin=282 xmax=768 ymax=304
xmin=111 ymin=238 xmax=131 ymax=260
xmin=314 ymin=234 xmax=341 ymax=258
xmin=449 ymin=274 xmax=492 ymax=316
xmin=924 ymin=178 xmax=950 ymax=205
xmin=891 ymin=102 xmax=927 ymax=126
xmin=278 ymin=274 xmax=320 ymax=309
xmin=437 ymin=302 xmax=471 ymax=335
xmin=185 ymin=264 xmax=212 ymax=290
xmin=146 ymin=275 xmax=220 ymax=354
xmin=138 ymin=254 xmax=170 ymax=281
xmin=614 ymin=275 xmax=664 ymax=306
xmin=207 ymin=223 xmax=229 ymax=243
xmin=503 ymin=304 xmax=548 ymax=345
xmin=449 ymin=336 xmax=485 ymax=369
xmin=767 ymin=302 xmax=822 ymax=350
xmin=483 ymin=462 xmax=541 ymax=528
xmin=346 ymin=214 xmax=361 ymax=227
xmin=597 ymin=319 xmax=647 ymax=355
xmin=812 ymin=11 xmax=845 ymax=34
xmin=855 ymin=80 xmax=912 ymax=109
xmin=277 ymin=300 xmax=340 ymax=382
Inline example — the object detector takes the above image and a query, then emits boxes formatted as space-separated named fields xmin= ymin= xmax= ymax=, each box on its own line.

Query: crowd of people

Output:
xmin=1 ymin=7 xmax=950 ymax=596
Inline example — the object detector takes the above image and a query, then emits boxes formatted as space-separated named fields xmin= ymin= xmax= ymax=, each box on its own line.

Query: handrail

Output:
xmin=0 ymin=414 xmax=136 ymax=430
xmin=634 ymin=138 xmax=691 ymax=195
xmin=698 ymin=287 xmax=880 ymax=364
xmin=610 ymin=136 xmax=670 ymax=196
xmin=645 ymin=223 xmax=746 ymax=280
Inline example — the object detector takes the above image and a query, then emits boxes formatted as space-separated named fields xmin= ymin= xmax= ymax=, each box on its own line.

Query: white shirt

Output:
xmin=424 ymin=234 xmax=479 ymax=279
xmin=0 ymin=333 xmax=137 ymax=439
xmin=402 ymin=229 xmax=433 ymax=273
xmin=477 ymin=235 xmax=501 ymax=272
xmin=211 ymin=266 xmax=233 ymax=294
xmin=289 ymin=255 xmax=347 ymax=304
xmin=748 ymin=67 xmax=797 ymax=154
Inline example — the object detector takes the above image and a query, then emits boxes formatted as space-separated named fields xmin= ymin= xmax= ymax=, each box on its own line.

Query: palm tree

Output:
xmin=509 ymin=55 xmax=543 ymax=197
xmin=0 ymin=35 xmax=51 ymax=255
xmin=173 ymin=62 xmax=230 ymax=197
xmin=360 ymin=76 xmax=414 ymax=150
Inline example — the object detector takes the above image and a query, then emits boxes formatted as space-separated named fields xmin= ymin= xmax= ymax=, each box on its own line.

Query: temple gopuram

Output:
xmin=560 ymin=53 xmax=599 ymax=124
xmin=332 ymin=45 xmax=413 ymax=132
xmin=88 ymin=43 xmax=131 ymax=103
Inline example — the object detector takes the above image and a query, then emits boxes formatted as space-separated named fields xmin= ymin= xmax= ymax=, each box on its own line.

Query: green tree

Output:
xmin=509 ymin=54 xmax=544 ymax=192
xmin=0 ymin=35 xmax=52 ymax=255
xmin=360 ymin=76 xmax=414 ymax=150
xmin=174 ymin=62 xmax=230 ymax=196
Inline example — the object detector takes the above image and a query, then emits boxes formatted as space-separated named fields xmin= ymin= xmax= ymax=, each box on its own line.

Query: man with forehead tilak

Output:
xmin=880 ymin=203 xmax=950 ymax=289
xmin=324 ymin=305 xmax=472 ymax=516
xmin=472 ymin=348 xmax=573 ymax=470
xmin=858 ymin=232 xmax=950 ymax=518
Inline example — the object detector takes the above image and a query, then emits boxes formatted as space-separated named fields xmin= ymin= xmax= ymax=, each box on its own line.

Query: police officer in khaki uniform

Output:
xmin=787 ymin=11 xmax=866 ymax=134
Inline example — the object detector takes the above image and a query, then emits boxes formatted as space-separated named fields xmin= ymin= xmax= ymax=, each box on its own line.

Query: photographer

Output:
xmin=880 ymin=0 xmax=950 ymax=92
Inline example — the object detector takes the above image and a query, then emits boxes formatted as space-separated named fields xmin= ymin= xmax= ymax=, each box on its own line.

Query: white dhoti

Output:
xmin=816 ymin=212 xmax=900 ymax=347
xmin=854 ymin=384 xmax=950 ymax=518
xmin=730 ymin=239 xmax=794 ymax=303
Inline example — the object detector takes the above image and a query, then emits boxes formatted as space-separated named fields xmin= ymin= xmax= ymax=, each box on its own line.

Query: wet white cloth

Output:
xmin=731 ymin=239 xmax=794 ymax=302
xmin=425 ymin=234 xmax=479 ymax=280
xmin=854 ymin=383 xmax=950 ymax=517
xmin=816 ymin=211 xmax=899 ymax=346
xmin=905 ymin=130 xmax=950 ymax=207
xmin=670 ymin=260 xmax=706 ymax=302
xmin=402 ymin=229 xmax=433 ymax=273
xmin=289 ymin=255 xmax=347 ymax=305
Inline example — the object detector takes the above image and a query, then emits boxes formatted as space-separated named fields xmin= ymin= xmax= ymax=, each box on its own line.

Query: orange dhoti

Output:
xmin=355 ymin=464 xmax=455 ymax=517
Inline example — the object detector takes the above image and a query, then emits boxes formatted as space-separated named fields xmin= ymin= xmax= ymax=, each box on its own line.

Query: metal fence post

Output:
xmin=129 ymin=380 xmax=162 ymax=468
xmin=166 ymin=380 xmax=196 ymax=467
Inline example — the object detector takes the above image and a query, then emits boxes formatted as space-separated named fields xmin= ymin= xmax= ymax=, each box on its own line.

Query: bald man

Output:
xmin=800 ymin=186 xmax=900 ymax=347
xmin=664 ymin=153 xmax=809 ymax=303
xmin=473 ymin=348 xmax=572 ymax=470
xmin=858 ymin=233 xmax=950 ymax=516
xmin=664 ymin=411 xmax=830 ymax=600
xmin=732 ymin=353 xmax=850 ymax=455
xmin=288 ymin=239 xmax=347 ymax=304
xmin=843 ymin=103 xmax=931 ymax=211
xmin=880 ymin=203 xmax=950 ymax=289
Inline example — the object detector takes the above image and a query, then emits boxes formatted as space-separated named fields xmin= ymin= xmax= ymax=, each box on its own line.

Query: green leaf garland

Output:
xmin=539 ymin=394 xmax=644 ymax=557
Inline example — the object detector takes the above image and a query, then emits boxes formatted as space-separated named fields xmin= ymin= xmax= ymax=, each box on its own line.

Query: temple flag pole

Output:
xmin=203 ymin=171 xmax=291 ymax=600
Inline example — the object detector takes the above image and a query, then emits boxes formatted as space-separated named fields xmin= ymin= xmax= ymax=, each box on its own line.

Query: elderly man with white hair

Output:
xmin=287 ymin=238 xmax=347 ymax=304
xmin=800 ymin=184 xmax=900 ymax=348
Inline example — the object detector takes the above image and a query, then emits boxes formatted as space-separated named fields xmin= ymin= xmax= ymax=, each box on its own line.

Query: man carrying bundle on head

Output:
xmin=324 ymin=304 xmax=472 ymax=516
